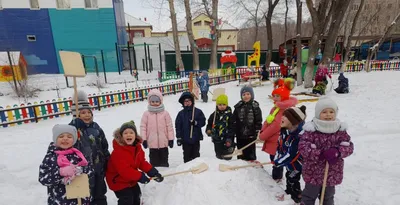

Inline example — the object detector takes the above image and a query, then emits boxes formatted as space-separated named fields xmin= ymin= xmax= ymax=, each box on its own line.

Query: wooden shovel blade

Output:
xmin=190 ymin=162 xmax=209 ymax=174
xmin=66 ymin=174 xmax=90 ymax=199
xmin=218 ymin=164 xmax=234 ymax=172
xmin=59 ymin=51 xmax=86 ymax=77
xmin=222 ymin=149 xmax=242 ymax=158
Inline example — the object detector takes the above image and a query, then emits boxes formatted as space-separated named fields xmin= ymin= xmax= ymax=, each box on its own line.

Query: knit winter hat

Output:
xmin=272 ymin=78 xmax=295 ymax=101
xmin=240 ymin=85 xmax=254 ymax=100
xmin=72 ymin=90 xmax=92 ymax=117
xmin=52 ymin=124 xmax=78 ymax=145
xmin=283 ymin=105 xmax=307 ymax=126
xmin=149 ymin=95 xmax=161 ymax=102
xmin=315 ymin=97 xmax=338 ymax=119
xmin=119 ymin=120 xmax=138 ymax=136
xmin=179 ymin=92 xmax=194 ymax=106
xmin=216 ymin=94 xmax=228 ymax=105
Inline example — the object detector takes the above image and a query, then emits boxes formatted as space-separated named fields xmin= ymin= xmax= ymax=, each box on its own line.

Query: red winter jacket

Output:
xmin=106 ymin=130 xmax=153 ymax=191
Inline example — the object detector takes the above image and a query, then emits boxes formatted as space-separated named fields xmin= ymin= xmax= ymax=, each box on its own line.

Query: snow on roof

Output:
xmin=125 ymin=13 xmax=152 ymax=27
xmin=0 ymin=52 xmax=20 ymax=66
xmin=168 ymin=14 xmax=238 ymax=32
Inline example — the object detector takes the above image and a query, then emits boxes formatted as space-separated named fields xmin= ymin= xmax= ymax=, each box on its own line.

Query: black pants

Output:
xmin=182 ymin=141 xmax=200 ymax=163
xmin=236 ymin=138 xmax=256 ymax=161
xmin=114 ymin=185 xmax=141 ymax=205
xmin=214 ymin=142 xmax=225 ymax=159
xmin=91 ymin=172 xmax=108 ymax=205
xmin=269 ymin=155 xmax=284 ymax=180
xmin=285 ymin=170 xmax=302 ymax=203
xmin=149 ymin=147 xmax=169 ymax=167
xmin=201 ymin=91 xmax=208 ymax=102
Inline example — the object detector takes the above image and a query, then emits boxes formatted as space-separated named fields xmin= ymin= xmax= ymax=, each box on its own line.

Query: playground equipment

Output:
xmin=247 ymin=41 xmax=261 ymax=68
xmin=0 ymin=51 xmax=27 ymax=82
xmin=220 ymin=50 xmax=238 ymax=69
xmin=237 ymin=41 xmax=263 ymax=87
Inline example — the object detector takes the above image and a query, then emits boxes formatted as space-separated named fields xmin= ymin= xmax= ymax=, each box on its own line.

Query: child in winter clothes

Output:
xmin=39 ymin=124 xmax=92 ymax=205
xmin=233 ymin=86 xmax=263 ymax=161
xmin=260 ymin=78 xmax=297 ymax=181
xmin=69 ymin=90 xmax=110 ymax=205
xmin=140 ymin=89 xmax=175 ymax=167
xmin=299 ymin=97 xmax=354 ymax=205
xmin=313 ymin=64 xmax=332 ymax=95
xmin=106 ymin=121 xmax=164 ymax=205
xmin=175 ymin=92 xmax=206 ymax=163
xmin=196 ymin=70 xmax=210 ymax=102
xmin=273 ymin=106 xmax=306 ymax=203
xmin=206 ymin=94 xmax=235 ymax=160
xmin=334 ymin=73 xmax=349 ymax=94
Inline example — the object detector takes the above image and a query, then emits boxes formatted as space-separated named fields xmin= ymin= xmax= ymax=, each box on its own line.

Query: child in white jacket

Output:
xmin=140 ymin=89 xmax=175 ymax=167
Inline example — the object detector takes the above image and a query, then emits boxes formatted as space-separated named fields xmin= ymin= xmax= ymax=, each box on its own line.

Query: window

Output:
xmin=56 ymin=0 xmax=71 ymax=9
xmin=85 ymin=0 xmax=98 ymax=9
xmin=30 ymin=0 xmax=40 ymax=9
xmin=133 ymin=31 xmax=144 ymax=37
xmin=194 ymin=21 xmax=201 ymax=26
xmin=27 ymin=35 xmax=36 ymax=42
xmin=204 ymin=20 xmax=211 ymax=26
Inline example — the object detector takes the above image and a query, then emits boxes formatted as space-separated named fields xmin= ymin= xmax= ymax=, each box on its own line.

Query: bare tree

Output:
xmin=366 ymin=13 xmax=400 ymax=72
xmin=295 ymin=0 xmax=302 ymax=85
xmin=264 ymin=0 xmax=280 ymax=68
xmin=184 ymin=0 xmax=199 ymax=70
xmin=202 ymin=0 xmax=219 ymax=69
xmin=283 ymin=0 xmax=289 ymax=60
xmin=233 ymin=0 xmax=265 ymax=42
xmin=168 ymin=0 xmax=185 ymax=71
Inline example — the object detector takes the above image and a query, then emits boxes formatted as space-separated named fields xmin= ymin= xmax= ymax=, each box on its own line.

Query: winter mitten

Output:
xmin=177 ymin=138 xmax=182 ymax=146
xmin=142 ymin=140 xmax=148 ymax=149
xmin=60 ymin=165 xmax=76 ymax=177
xmin=225 ymin=138 xmax=232 ymax=147
xmin=168 ymin=140 xmax=174 ymax=148
xmin=147 ymin=167 xmax=159 ymax=177
xmin=153 ymin=173 xmax=164 ymax=183
xmin=75 ymin=166 xmax=83 ymax=176
xmin=138 ymin=172 xmax=150 ymax=184
xmin=206 ymin=130 xmax=212 ymax=136
xmin=321 ymin=147 xmax=340 ymax=164
xmin=62 ymin=176 xmax=75 ymax=185
xmin=190 ymin=120 xmax=197 ymax=126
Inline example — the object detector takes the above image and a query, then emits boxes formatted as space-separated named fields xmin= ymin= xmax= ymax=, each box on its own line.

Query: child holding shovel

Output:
xmin=39 ymin=124 xmax=92 ymax=205
xmin=205 ymin=94 xmax=235 ymax=160
xmin=106 ymin=121 xmax=164 ymax=205
xmin=273 ymin=105 xmax=306 ymax=203
xmin=175 ymin=92 xmax=206 ymax=163
xmin=299 ymin=97 xmax=354 ymax=205
xmin=232 ymin=86 xmax=262 ymax=161
xmin=260 ymin=78 xmax=297 ymax=182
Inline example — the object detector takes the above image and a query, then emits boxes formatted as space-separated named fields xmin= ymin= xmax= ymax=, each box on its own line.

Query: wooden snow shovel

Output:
xmin=60 ymin=51 xmax=89 ymax=205
xmin=222 ymin=131 xmax=261 ymax=158
xmin=151 ymin=163 xmax=209 ymax=181
xmin=219 ymin=162 xmax=272 ymax=172
xmin=319 ymin=162 xmax=330 ymax=205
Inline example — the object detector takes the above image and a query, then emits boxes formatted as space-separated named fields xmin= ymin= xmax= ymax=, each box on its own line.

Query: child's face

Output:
xmin=122 ymin=128 xmax=136 ymax=145
xmin=281 ymin=116 xmax=293 ymax=128
xmin=272 ymin=94 xmax=281 ymax=102
xmin=79 ymin=109 xmax=92 ymax=123
xmin=217 ymin=104 xmax=227 ymax=111
xmin=319 ymin=108 xmax=336 ymax=121
xmin=242 ymin=92 xmax=252 ymax=102
xmin=184 ymin=99 xmax=192 ymax=107
xmin=150 ymin=101 xmax=161 ymax=106
xmin=56 ymin=133 xmax=74 ymax=149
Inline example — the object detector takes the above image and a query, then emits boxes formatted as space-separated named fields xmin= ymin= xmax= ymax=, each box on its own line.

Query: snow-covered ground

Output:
xmin=1 ymin=71 xmax=399 ymax=205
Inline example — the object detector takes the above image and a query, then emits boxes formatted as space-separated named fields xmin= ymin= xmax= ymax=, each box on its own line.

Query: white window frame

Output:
xmin=85 ymin=0 xmax=99 ymax=9
xmin=30 ymin=0 xmax=40 ymax=9
xmin=56 ymin=0 xmax=71 ymax=9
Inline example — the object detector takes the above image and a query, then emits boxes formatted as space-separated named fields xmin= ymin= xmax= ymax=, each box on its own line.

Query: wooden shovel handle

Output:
xmin=73 ymin=77 xmax=80 ymax=118
xmin=190 ymin=105 xmax=196 ymax=138
xmin=320 ymin=162 xmax=330 ymax=205
xmin=229 ymin=162 xmax=271 ymax=170
xmin=237 ymin=131 xmax=261 ymax=152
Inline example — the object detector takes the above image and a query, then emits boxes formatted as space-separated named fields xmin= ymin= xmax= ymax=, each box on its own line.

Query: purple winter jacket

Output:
xmin=299 ymin=121 xmax=354 ymax=186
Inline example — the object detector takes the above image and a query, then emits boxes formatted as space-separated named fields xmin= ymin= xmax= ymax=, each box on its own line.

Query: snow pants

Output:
xmin=149 ymin=147 xmax=169 ymax=167
xmin=301 ymin=183 xmax=335 ymax=205
xmin=114 ymin=184 xmax=141 ymax=205
xmin=91 ymin=172 xmax=108 ymax=205
xmin=236 ymin=138 xmax=256 ymax=161
xmin=269 ymin=155 xmax=284 ymax=180
xmin=182 ymin=141 xmax=200 ymax=163
xmin=201 ymin=91 xmax=208 ymax=103
xmin=285 ymin=170 xmax=302 ymax=203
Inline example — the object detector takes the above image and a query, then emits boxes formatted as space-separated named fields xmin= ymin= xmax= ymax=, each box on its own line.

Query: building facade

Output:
xmin=0 ymin=0 xmax=126 ymax=74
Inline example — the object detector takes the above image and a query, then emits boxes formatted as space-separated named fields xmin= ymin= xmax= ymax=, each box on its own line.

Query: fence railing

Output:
xmin=0 ymin=75 xmax=237 ymax=128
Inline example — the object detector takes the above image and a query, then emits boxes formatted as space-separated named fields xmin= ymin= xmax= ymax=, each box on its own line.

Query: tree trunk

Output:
xmin=304 ymin=32 xmax=319 ymax=88
xmin=209 ymin=0 xmax=219 ymax=69
xmin=168 ymin=0 xmax=184 ymax=71
xmin=284 ymin=0 xmax=288 ymax=60
xmin=264 ymin=0 xmax=280 ymax=68
xmin=321 ymin=0 xmax=353 ymax=65
xmin=184 ymin=0 xmax=199 ymax=70
xmin=296 ymin=0 xmax=303 ymax=86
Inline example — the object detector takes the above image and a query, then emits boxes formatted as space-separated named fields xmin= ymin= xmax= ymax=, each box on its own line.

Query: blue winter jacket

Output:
xmin=197 ymin=73 xmax=210 ymax=92
xmin=274 ymin=122 xmax=304 ymax=171
xmin=39 ymin=142 xmax=93 ymax=205
xmin=175 ymin=106 xmax=206 ymax=144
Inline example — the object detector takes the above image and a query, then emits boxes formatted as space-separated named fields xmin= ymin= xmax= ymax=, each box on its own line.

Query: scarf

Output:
xmin=147 ymin=104 xmax=165 ymax=113
xmin=55 ymin=148 xmax=88 ymax=167
xmin=312 ymin=117 xmax=342 ymax=134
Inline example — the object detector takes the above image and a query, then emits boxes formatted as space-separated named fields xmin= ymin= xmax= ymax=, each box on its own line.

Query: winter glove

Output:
xmin=168 ymin=140 xmax=174 ymax=148
xmin=60 ymin=165 xmax=77 ymax=177
xmin=206 ymin=129 xmax=212 ymax=136
xmin=138 ymin=172 xmax=150 ymax=184
xmin=153 ymin=173 xmax=164 ymax=183
xmin=75 ymin=166 xmax=83 ymax=176
xmin=62 ymin=176 xmax=75 ymax=185
xmin=142 ymin=140 xmax=148 ymax=149
xmin=177 ymin=138 xmax=182 ymax=146
xmin=147 ymin=168 xmax=164 ymax=183
xmin=190 ymin=120 xmax=197 ymax=126
xmin=321 ymin=147 xmax=340 ymax=165
xmin=225 ymin=138 xmax=232 ymax=147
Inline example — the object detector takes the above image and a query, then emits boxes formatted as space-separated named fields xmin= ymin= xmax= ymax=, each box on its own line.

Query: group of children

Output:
xmin=39 ymin=75 xmax=354 ymax=205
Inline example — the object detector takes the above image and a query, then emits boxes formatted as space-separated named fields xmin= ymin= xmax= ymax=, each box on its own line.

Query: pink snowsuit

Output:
xmin=140 ymin=89 xmax=174 ymax=149
xmin=299 ymin=121 xmax=354 ymax=186
xmin=314 ymin=66 xmax=332 ymax=85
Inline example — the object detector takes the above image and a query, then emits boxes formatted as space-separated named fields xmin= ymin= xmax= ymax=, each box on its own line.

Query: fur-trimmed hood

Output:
xmin=113 ymin=128 xmax=143 ymax=146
